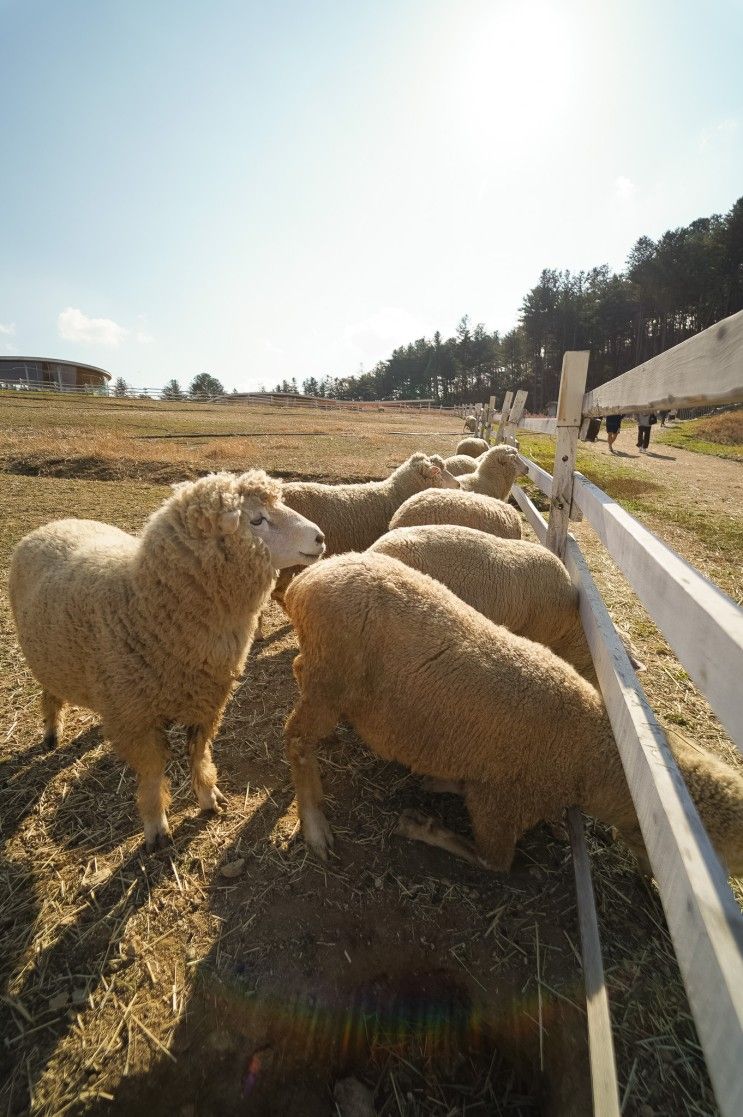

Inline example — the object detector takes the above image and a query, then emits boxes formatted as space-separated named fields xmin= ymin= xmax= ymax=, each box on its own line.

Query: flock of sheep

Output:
xmin=9 ymin=438 xmax=743 ymax=882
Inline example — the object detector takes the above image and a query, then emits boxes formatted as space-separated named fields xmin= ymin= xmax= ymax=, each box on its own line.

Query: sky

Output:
xmin=1 ymin=0 xmax=742 ymax=392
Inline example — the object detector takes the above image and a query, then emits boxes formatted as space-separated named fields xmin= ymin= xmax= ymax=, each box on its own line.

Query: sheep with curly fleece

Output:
xmin=461 ymin=417 xmax=479 ymax=435
xmin=389 ymin=489 xmax=522 ymax=539
xmin=283 ymin=552 xmax=743 ymax=877
xmin=458 ymin=445 xmax=529 ymax=501
xmin=456 ymin=436 xmax=489 ymax=457
xmin=9 ymin=471 xmax=325 ymax=850
xmin=443 ymin=454 xmax=478 ymax=477
xmin=369 ymin=525 xmax=596 ymax=684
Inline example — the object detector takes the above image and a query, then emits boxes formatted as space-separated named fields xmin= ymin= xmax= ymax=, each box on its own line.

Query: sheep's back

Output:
xmin=444 ymin=454 xmax=479 ymax=476
xmin=285 ymin=551 xmax=602 ymax=784
xmin=369 ymin=526 xmax=577 ymax=646
xmin=389 ymin=490 xmax=521 ymax=539
xmin=9 ymin=520 xmax=137 ymax=708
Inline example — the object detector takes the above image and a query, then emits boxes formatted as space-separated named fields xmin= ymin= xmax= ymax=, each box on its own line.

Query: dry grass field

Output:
xmin=1 ymin=392 xmax=741 ymax=1116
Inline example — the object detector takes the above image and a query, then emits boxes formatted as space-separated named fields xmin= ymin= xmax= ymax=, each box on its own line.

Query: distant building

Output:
xmin=0 ymin=356 xmax=112 ymax=391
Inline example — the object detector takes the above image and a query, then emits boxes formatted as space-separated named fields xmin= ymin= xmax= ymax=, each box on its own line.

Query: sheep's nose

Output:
xmin=316 ymin=531 xmax=325 ymax=545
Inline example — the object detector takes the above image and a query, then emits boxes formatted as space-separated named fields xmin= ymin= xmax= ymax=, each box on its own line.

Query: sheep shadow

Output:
xmin=0 ymin=807 xmax=226 ymax=1116
xmin=0 ymin=723 xmax=103 ymax=845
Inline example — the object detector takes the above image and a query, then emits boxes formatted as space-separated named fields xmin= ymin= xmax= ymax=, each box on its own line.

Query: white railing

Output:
xmin=497 ymin=314 xmax=743 ymax=1116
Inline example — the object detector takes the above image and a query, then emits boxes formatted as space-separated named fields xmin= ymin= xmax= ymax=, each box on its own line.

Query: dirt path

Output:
xmin=582 ymin=429 xmax=743 ymax=518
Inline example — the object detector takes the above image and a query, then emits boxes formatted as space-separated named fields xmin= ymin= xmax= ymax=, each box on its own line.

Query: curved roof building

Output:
xmin=0 ymin=356 xmax=112 ymax=391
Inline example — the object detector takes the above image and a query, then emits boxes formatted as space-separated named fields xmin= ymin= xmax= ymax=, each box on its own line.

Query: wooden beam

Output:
xmin=510 ymin=482 xmax=621 ymax=1116
xmin=567 ymin=808 xmax=621 ymax=1117
xmin=545 ymin=352 xmax=590 ymax=559
xmin=504 ymin=389 xmax=528 ymax=444
xmin=510 ymin=483 xmax=548 ymax=542
xmin=519 ymin=416 xmax=557 ymax=435
xmin=571 ymin=474 xmax=743 ymax=752
xmin=581 ymin=310 xmax=743 ymax=417
xmin=495 ymin=391 xmax=514 ymax=442
xmin=564 ymin=536 xmax=743 ymax=1117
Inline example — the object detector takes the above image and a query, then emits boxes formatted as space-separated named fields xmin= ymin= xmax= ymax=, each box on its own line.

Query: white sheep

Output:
xmin=283 ymin=552 xmax=743 ymax=877
xmin=389 ymin=489 xmax=522 ymax=539
xmin=462 ymin=417 xmax=478 ymax=435
xmin=368 ymin=525 xmax=596 ymax=683
xmin=9 ymin=471 xmax=325 ymax=850
xmin=456 ymin=436 xmax=489 ymax=457
xmin=264 ymin=453 xmax=460 ymax=618
xmin=458 ymin=445 xmax=528 ymax=501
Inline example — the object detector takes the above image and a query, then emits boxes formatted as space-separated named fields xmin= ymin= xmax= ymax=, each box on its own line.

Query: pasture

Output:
xmin=1 ymin=393 xmax=741 ymax=1116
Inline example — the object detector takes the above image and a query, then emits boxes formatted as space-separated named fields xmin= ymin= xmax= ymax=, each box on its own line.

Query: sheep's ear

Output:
xmin=219 ymin=509 xmax=241 ymax=535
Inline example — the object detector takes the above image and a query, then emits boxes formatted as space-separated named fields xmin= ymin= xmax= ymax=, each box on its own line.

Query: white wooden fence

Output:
xmin=482 ymin=311 xmax=743 ymax=1116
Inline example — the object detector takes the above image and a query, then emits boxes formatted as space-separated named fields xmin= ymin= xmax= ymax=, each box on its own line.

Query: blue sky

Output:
xmin=1 ymin=0 xmax=742 ymax=391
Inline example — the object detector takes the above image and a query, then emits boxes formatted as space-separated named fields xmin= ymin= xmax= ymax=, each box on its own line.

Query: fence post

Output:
xmin=504 ymin=389 xmax=528 ymax=445
xmin=484 ymin=394 xmax=495 ymax=442
xmin=545 ymin=352 xmax=590 ymax=560
xmin=495 ymin=391 xmax=514 ymax=442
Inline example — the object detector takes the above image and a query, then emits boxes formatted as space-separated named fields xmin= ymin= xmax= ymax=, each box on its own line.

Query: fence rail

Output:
xmin=500 ymin=312 xmax=743 ymax=1116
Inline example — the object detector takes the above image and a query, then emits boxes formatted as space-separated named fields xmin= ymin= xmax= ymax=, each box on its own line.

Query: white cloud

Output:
xmin=0 ymin=322 xmax=16 ymax=337
xmin=135 ymin=330 xmax=154 ymax=344
xmin=614 ymin=176 xmax=637 ymax=202
xmin=263 ymin=338 xmax=286 ymax=355
xmin=57 ymin=307 xmax=129 ymax=346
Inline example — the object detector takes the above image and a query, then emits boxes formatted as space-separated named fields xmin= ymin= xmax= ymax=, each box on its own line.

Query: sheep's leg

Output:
xmin=396 ymin=808 xmax=492 ymax=869
xmin=115 ymin=730 xmax=172 ymax=852
xmin=285 ymin=690 xmax=339 ymax=861
xmin=254 ymin=610 xmax=266 ymax=642
xmin=41 ymin=690 xmax=66 ymax=750
xmin=464 ymin=783 xmax=522 ymax=872
xmin=187 ymin=724 xmax=227 ymax=813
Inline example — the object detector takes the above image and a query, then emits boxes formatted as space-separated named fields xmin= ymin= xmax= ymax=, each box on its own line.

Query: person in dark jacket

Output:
xmin=605 ymin=414 xmax=622 ymax=453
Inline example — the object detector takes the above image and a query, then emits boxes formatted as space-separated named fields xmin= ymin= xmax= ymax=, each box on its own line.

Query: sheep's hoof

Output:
xmin=198 ymin=785 xmax=227 ymax=813
xmin=303 ymin=808 xmax=334 ymax=862
xmin=143 ymin=816 xmax=172 ymax=853
xmin=42 ymin=732 xmax=57 ymax=752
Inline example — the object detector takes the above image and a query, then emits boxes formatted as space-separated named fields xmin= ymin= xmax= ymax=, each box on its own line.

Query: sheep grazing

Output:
xmin=443 ymin=454 xmax=478 ymax=477
xmin=283 ymin=552 xmax=743 ymax=877
xmin=389 ymin=489 xmax=522 ymax=539
xmin=462 ymin=417 xmax=478 ymax=435
xmin=458 ymin=444 xmax=528 ymax=501
xmin=456 ymin=436 xmax=489 ymax=457
xmin=9 ymin=471 xmax=325 ymax=850
xmin=368 ymin=526 xmax=596 ymax=684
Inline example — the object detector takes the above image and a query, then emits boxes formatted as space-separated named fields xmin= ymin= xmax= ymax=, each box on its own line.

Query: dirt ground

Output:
xmin=1 ymin=400 xmax=740 ymax=1116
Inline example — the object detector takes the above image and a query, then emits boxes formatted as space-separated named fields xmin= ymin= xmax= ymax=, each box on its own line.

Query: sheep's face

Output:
xmin=169 ymin=471 xmax=325 ymax=570
xmin=242 ymin=494 xmax=326 ymax=570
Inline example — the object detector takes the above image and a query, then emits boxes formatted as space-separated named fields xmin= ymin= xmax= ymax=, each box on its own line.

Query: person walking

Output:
xmin=636 ymin=412 xmax=656 ymax=452
xmin=605 ymin=414 xmax=622 ymax=453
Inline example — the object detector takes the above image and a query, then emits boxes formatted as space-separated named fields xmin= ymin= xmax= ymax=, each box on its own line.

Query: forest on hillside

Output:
xmin=282 ymin=195 xmax=743 ymax=410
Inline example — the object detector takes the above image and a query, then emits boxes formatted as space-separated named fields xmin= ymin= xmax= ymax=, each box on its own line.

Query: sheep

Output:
xmin=280 ymin=453 xmax=460 ymax=554
xmin=262 ymin=453 xmax=460 ymax=619
xmin=368 ymin=526 xmax=596 ymax=684
xmin=9 ymin=471 xmax=325 ymax=850
xmin=456 ymin=436 xmax=489 ymax=457
xmin=443 ymin=454 xmax=478 ymax=477
xmin=389 ymin=489 xmax=522 ymax=539
xmin=458 ymin=445 xmax=528 ymax=501
xmin=283 ymin=552 xmax=743 ymax=877
xmin=462 ymin=417 xmax=478 ymax=435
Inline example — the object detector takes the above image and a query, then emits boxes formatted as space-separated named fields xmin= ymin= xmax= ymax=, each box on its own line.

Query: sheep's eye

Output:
xmin=250 ymin=514 xmax=266 ymax=527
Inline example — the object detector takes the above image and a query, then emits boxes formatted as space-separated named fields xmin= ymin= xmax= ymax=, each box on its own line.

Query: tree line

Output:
xmin=295 ymin=195 xmax=743 ymax=410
